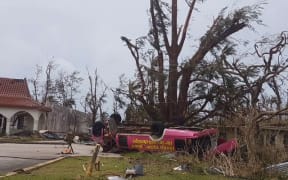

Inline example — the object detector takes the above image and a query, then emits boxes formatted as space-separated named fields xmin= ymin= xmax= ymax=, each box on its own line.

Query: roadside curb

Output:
xmin=0 ymin=141 xmax=67 ymax=145
xmin=0 ymin=156 xmax=66 ymax=178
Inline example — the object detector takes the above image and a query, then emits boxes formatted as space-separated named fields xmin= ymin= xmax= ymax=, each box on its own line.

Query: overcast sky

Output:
xmin=0 ymin=0 xmax=286 ymax=112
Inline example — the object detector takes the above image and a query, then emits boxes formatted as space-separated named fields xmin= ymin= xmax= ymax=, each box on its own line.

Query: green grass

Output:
xmin=3 ymin=152 xmax=237 ymax=180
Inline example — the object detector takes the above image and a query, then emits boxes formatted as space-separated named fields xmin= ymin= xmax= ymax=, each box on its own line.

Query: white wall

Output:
xmin=0 ymin=107 xmax=44 ymax=135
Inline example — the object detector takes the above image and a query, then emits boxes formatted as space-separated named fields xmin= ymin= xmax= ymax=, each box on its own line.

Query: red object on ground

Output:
xmin=212 ymin=138 xmax=238 ymax=155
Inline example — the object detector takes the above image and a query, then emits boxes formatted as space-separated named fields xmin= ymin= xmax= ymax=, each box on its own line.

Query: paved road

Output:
xmin=0 ymin=143 xmax=121 ymax=174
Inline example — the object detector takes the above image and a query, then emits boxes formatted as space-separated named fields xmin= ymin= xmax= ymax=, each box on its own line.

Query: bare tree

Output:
xmin=29 ymin=64 xmax=42 ymax=101
xmin=42 ymin=60 xmax=57 ymax=104
xmin=216 ymin=32 xmax=288 ymax=164
xmin=121 ymin=0 xmax=263 ymax=124
xmin=55 ymin=70 xmax=83 ymax=107
xmin=195 ymin=32 xmax=288 ymax=119
xmin=230 ymin=32 xmax=288 ymax=111
xmin=86 ymin=69 xmax=107 ymax=125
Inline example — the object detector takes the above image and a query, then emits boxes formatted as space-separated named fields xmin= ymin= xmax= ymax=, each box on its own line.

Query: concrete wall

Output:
xmin=42 ymin=104 xmax=90 ymax=134
xmin=261 ymin=130 xmax=286 ymax=149
xmin=218 ymin=126 xmax=288 ymax=149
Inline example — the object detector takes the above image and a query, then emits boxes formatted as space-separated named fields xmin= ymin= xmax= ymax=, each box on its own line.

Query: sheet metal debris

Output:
xmin=266 ymin=161 xmax=288 ymax=175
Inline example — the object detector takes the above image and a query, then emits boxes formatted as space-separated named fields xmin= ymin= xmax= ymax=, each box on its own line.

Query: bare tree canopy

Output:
xmin=86 ymin=69 xmax=107 ymax=125
xmin=29 ymin=61 xmax=84 ymax=108
xmin=120 ymin=0 xmax=264 ymax=125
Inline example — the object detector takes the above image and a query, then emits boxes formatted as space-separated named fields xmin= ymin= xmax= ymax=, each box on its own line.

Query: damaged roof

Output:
xmin=0 ymin=77 xmax=50 ymax=111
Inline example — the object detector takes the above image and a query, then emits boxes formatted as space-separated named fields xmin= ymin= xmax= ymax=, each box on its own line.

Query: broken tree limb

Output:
xmin=85 ymin=144 xmax=101 ymax=177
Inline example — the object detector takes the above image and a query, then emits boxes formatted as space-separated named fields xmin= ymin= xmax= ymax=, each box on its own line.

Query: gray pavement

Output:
xmin=0 ymin=143 xmax=121 ymax=174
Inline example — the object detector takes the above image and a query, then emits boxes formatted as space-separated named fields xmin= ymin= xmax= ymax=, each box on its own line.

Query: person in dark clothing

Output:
xmin=63 ymin=133 xmax=74 ymax=154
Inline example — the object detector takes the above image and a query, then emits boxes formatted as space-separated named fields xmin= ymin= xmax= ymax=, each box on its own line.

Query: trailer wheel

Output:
xmin=151 ymin=122 xmax=165 ymax=137
xmin=102 ymin=138 xmax=116 ymax=152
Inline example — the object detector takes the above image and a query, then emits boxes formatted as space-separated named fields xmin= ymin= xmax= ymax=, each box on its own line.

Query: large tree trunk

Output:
xmin=157 ymin=54 xmax=167 ymax=120
xmin=167 ymin=0 xmax=179 ymax=122
xmin=178 ymin=50 xmax=207 ymax=120
xmin=167 ymin=55 xmax=179 ymax=122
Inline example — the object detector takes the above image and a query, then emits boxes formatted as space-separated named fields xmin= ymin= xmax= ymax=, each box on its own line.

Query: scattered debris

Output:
xmin=125 ymin=164 xmax=144 ymax=178
xmin=212 ymin=138 xmax=238 ymax=156
xmin=173 ymin=164 xmax=190 ymax=171
xmin=125 ymin=168 xmax=136 ymax=178
xmin=39 ymin=130 xmax=61 ymax=140
xmin=61 ymin=146 xmax=73 ymax=154
xmin=73 ymin=135 xmax=80 ymax=143
xmin=107 ymin=176 xmax=126 ymax=180
xmin=206 ymin=167 xmax=225 ymax=175
xmin=13 ymin=168 xmax=30 ymax=174
xmin=173 ymin=166 xmax=183 ymax=171
xmin=161 ymin=153 xmax=176 ymax=159
xmin=266 ymin=161 xmax=288 ymax=175
xmin=134 ymin=164 xmax=144 ymax=176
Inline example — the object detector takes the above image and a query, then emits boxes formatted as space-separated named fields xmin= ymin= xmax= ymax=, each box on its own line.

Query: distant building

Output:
xmin=0 ymin=77 xmax=50 ymax=135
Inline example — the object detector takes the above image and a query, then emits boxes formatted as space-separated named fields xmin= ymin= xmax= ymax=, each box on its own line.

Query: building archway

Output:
xmin=0 ymin=114 xmax=7 ymax=135
xmin=9 ymin=111 xmax=34 ymax=135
